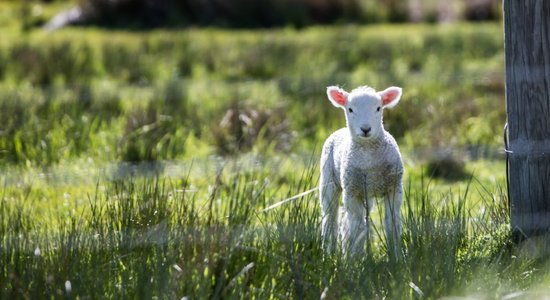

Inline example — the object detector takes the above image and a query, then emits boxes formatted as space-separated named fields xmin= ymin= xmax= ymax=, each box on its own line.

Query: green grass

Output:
xmin=1 ymin=6 xmax=547 ymax=297
xmin=2 ymin=163 xmax=548 ymax=299
xmin=0 ymin=23 xmax=505 ymax=166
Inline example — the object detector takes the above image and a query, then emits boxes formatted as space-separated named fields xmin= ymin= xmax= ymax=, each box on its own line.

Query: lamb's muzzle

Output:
xmin=360 ymin=126 xmax=371 ymax=137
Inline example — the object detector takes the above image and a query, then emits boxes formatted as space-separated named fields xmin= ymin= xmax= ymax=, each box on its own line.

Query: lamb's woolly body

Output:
xmin=321 ymin=128 xmax=403 ymax=199
xmin=320 ymin=85 xmax=404 ymax=256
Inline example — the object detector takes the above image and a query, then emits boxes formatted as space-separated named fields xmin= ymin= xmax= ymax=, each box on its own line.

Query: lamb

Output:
xmin=320 ymin=85 xmax=404 ymax=256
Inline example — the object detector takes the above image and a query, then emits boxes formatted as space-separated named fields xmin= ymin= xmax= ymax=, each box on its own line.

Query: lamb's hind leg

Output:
xmin=384 ymin=183 xmax=403 ymax=258
xmin=320 ymin=179 xmax=341 ymax=253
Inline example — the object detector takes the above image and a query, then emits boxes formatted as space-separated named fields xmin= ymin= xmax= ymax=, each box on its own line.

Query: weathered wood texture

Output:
xmin=504 ymin=0 xmax=550 ymax=238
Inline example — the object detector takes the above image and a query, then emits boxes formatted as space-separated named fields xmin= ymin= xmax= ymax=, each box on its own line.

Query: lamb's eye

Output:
xmin=348 ymin=108 xmax=353 ymax=113
xmin=377 ymin=106 xmax=381 ymax=112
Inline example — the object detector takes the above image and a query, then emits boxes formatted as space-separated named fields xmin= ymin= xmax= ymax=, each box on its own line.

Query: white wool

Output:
xmin=320 ymin=85 xmax=404 ymax=256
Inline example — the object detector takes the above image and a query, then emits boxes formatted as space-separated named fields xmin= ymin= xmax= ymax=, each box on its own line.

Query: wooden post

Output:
xmin=504 ymin=0 xmax=550 ymax=240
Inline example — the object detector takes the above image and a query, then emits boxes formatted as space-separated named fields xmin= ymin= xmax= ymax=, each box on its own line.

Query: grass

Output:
xmin=0 ymin=23 xmax=505 ymax=166
xmin=2 ymin=163 xmax=548 ymax=299
xmin=1 ymin=3 xmax=548 ymax=297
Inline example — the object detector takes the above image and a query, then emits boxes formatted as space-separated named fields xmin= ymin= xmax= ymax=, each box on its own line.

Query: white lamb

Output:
xmin=320 ymin=85 xmax=404 ymax=256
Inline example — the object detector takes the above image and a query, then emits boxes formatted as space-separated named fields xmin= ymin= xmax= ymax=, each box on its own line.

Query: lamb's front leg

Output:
xmin=341 ymin=190 xmax=367 ymax=255
xmin=384 ymin=183 xmax=403 ymax=258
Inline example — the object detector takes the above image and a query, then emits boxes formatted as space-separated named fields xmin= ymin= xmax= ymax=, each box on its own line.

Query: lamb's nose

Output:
xmin=360 ymin=127 xmax=371 ymax=136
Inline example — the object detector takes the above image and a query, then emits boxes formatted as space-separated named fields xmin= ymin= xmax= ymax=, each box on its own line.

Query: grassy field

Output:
xmin=1 ymin=6 xmax=549 ymax=297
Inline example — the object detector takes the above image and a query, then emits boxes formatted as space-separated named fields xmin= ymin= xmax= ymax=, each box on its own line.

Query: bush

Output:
xmin=425 ymin=152 xmax=470 ymax=181
xmin=212 ymin=102 xmax=293 ymax=155
xmin=120 ymin=104 xmax=171 ymax=162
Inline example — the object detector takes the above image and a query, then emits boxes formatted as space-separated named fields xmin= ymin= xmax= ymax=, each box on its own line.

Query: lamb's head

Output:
xmin=326 ymin=85 xmax=402 ymax=141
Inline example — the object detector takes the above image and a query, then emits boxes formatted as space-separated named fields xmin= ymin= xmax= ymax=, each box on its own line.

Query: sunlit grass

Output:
xmin=2 ymin=159 xmax=548 ymax=298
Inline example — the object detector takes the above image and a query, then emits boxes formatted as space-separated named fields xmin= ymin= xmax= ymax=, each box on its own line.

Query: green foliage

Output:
xmin=0 ymin=84 xmax=120 ymax=165
xmin=0 ymin=23 xmax=506 ymax=166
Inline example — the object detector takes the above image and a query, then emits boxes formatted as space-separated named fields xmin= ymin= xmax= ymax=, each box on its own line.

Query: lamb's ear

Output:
xmin=379 ymin=86 xmax=402 ymax=109
xmin=326 ymin=86 xmax=348 ymax=108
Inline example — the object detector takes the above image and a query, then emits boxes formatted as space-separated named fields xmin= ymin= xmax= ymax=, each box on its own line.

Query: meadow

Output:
xmin=1 ymin=6 xmax=549 ymax=297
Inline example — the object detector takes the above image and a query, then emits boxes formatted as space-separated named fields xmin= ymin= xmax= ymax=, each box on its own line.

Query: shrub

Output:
xmin=425 ymin=151 xmax=470 ymax=181
xmin=212 ymin=102 xmax=292 ymax=155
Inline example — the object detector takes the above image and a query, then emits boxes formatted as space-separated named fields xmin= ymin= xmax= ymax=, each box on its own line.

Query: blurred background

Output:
xmin=0 ymin=0 xmax=505 ymax=181
xmin=17 ymin=0 xmax=502 ymax=29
